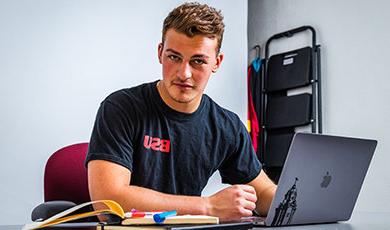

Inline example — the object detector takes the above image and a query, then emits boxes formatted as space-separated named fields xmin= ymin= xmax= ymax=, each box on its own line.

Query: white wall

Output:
xmin=0 ymin=0 xmax=247 ymax=224
xmin=248 ymin=0 xmax=390 ymax=212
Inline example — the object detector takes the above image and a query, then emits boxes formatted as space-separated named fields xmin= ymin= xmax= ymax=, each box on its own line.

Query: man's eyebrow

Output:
xmin=166 ymin=49 xmax=182 ymax=56
xmin=191 ymin=54 xmax=210 ymax=60
xmin=166 ymin=49 xmax=210 ymax=59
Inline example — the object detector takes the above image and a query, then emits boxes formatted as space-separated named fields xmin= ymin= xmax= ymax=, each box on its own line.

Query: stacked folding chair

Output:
xmin=259 ymin=26 xmax=322 ymax=183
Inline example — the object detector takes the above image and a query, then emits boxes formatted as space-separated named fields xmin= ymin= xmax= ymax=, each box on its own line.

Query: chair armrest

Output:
xmin=31 ymin=200 xmax=77 ymax=221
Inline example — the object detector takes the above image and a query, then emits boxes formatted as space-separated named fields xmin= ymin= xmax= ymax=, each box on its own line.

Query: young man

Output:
xmin=86 ymin=2 xmax=276 ymax=221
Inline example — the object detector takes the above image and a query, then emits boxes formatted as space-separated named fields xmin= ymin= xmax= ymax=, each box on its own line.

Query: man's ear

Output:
xmin=212 ymin=53 xmax=224 ymax=73
xmin=158 ymin=43 xmax=163 ymax=64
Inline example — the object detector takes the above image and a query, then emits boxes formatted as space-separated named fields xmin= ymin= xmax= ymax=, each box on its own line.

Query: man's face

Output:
xmin=157 ymin=29 xmax=223 ymax=112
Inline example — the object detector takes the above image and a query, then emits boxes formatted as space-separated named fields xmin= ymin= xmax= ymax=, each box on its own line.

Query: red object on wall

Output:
xmin=247 ymin=66 xmax=260 ymax=153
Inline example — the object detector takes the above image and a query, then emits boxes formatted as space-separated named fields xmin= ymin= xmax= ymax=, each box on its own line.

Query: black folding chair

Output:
xmin=260 ymin=26 xmax=322 ymax=183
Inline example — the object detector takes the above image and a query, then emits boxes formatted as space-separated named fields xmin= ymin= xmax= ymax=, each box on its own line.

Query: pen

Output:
xmin=129 ymin=212 xmax=146 ymax=218
xmin=153 ymin=210 xmax=177 ymax=223
xmin=125 ymin=210 xmax=164 ymax=218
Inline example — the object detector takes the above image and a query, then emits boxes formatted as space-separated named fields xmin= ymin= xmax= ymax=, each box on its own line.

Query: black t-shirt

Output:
xmin=85 ymin=80 xmax=261 ymax=196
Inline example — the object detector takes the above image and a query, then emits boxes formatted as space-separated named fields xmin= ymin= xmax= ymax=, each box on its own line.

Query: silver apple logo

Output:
xmin=321 ymin=171 xmax=332 ymax=188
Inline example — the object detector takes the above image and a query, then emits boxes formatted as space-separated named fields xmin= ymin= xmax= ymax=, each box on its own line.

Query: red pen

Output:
xmin=131 ymin=212 xmax=146 ymax=218
xmin=125 ymin=209 xmax=164 ymax=218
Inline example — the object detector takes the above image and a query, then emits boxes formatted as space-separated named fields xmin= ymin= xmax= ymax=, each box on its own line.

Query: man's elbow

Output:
xmin=87 ymin=160 xmax=132 ymax=204
xmin=89 ymin=182 xmax=121 ymax=201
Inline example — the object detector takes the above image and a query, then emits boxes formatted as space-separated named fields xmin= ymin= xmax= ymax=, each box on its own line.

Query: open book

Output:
xmin=23 ymin=200 xmax=219 ymax=230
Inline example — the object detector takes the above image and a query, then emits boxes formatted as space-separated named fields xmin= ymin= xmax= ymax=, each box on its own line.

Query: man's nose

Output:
xmin=177 ymin=62 xmax=192 ymax=80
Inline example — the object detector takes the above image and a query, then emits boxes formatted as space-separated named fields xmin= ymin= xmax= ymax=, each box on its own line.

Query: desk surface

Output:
xmin=3 ymin=211 xmax=389 ymax=230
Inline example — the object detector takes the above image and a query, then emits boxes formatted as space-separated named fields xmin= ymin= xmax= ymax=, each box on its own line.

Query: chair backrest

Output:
xmin=44 ymin=143 xmax=90 ymax=204
xmin=261 ymin=26 xmax=322 ymax=183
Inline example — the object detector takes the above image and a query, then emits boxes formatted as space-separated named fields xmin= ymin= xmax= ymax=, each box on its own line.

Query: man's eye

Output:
xmin=168 ymin=55 xmax=180 ymax=62
xmin=191 ymin=59 xmax=206 ymax=65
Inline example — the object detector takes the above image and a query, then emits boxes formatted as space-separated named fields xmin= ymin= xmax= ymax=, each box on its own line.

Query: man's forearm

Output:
xmin=111 ymin=185 xmax=208 ymax=215
xmin=247 ymin=170 xmax=277 ymax=216
xmin=93 ymin=183 xmax=259 ymax=221
xmin=255 ymin=184 xmax=277 ymax=216
xmin=88 ymin=160 xmax=208 ymax=215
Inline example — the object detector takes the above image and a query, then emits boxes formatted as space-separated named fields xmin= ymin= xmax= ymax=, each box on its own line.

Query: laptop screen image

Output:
xmin=261 ymin=133 xmax=377 ymax=226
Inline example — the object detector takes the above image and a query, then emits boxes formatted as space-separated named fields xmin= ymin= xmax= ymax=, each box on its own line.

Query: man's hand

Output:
xmin=205 ymin=185 xmax=257 ymax=221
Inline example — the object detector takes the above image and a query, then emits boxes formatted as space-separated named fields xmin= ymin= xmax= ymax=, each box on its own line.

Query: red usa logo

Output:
xmin=143 ymin=135 xmax=170 ymax=153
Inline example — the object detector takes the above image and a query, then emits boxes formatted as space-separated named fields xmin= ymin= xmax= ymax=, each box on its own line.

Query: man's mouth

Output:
xmin=173 ymin=82 xmax=194 ymax=89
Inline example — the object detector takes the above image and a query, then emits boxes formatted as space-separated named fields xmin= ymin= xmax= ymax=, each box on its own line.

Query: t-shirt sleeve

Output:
xmin=218 ymin=121 xmax=262 ymax=185
xmin=85 ymin=100 xmax=135 ymax=172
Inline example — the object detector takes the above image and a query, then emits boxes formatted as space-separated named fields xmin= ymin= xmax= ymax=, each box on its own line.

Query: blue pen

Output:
xmin=153 ymin=210 xmax=177 ymax=223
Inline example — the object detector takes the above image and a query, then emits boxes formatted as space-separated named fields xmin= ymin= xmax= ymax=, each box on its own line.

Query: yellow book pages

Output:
xmin=121 ymin=215 xmax=219 ymax=225
xmin=22 ymin=200 xmax=125 ymax=230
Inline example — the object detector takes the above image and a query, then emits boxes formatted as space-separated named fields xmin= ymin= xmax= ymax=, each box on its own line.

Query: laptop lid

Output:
xmin=264 ymin=133 xmax=377 ymax=226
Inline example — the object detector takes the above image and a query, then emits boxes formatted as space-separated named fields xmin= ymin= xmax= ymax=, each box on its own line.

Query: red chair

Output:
xmin=44 ymin=143 xmax=90 ymax=204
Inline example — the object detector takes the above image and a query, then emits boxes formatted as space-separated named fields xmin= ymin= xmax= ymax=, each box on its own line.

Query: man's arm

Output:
xmin=247 ymin=170 xmax=277 ymax=216
xmin=88 ymin=160 xmax=257 ymax=221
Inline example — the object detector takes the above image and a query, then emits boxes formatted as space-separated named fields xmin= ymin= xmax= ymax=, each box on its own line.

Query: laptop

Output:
xmin=247 ymin=132 xmax=377 ymax=226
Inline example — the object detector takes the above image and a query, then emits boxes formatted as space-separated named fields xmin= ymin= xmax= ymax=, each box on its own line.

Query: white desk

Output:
xmin=4 ymin=211 xmax=389 ymax=230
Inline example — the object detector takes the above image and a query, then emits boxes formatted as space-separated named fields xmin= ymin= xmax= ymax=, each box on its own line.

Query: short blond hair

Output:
xmin=162 ymin=2 xmax=225 ymax=53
